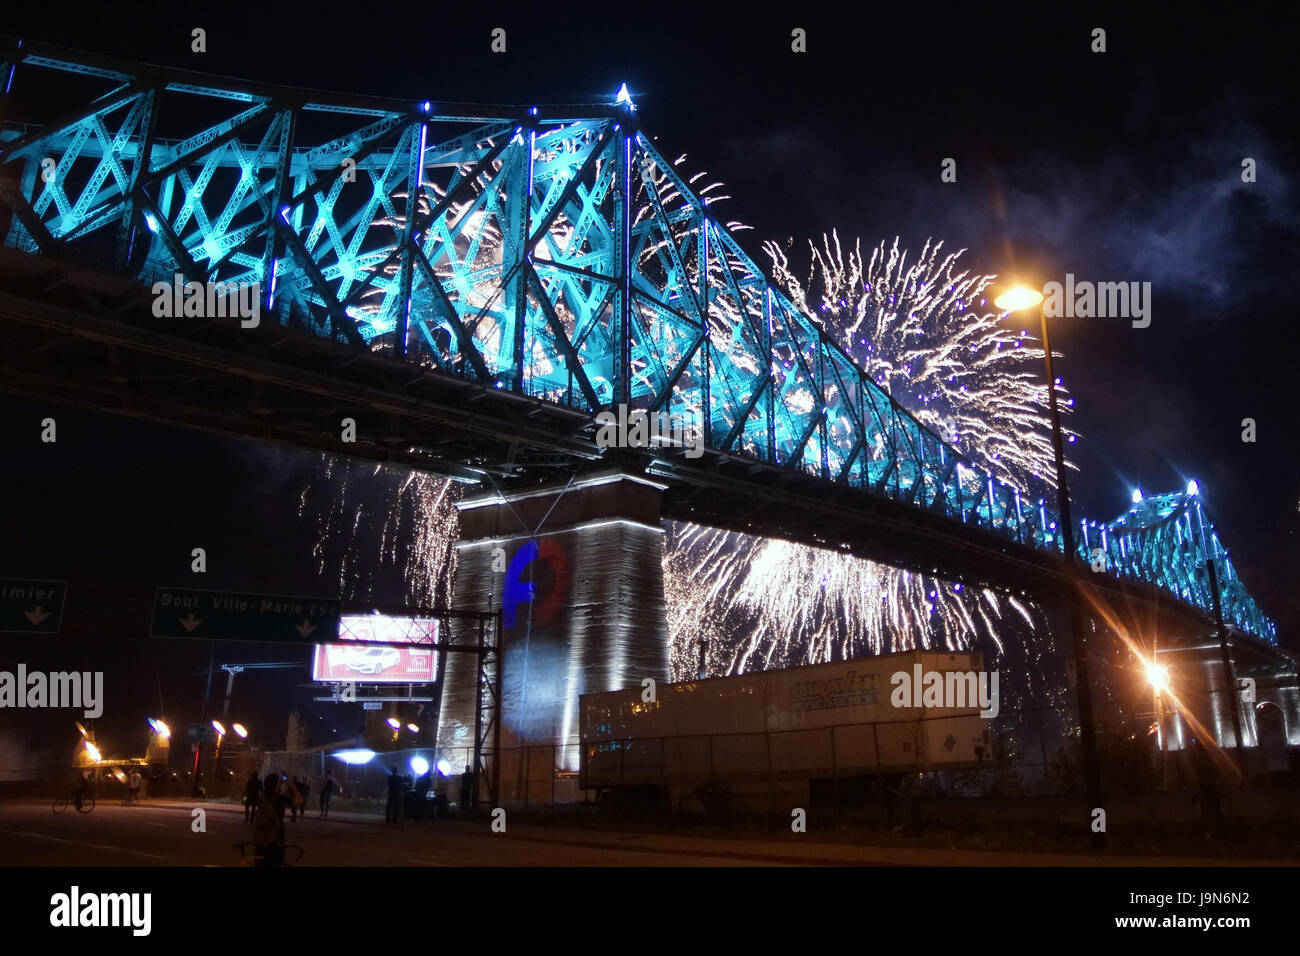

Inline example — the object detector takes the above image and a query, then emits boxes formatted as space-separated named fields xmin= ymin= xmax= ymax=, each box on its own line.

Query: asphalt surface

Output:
xmin=1 ymin=798 xmax=1284 ymax=866
xmin=0 ymin=799 xmax=784 ymax=866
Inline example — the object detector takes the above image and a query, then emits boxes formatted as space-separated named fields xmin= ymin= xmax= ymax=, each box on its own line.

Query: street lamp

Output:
xmin=1145 ymin=662 xmax=1170 ymax=694
xmin=994 ymin=283 xmax=1106 ymax=847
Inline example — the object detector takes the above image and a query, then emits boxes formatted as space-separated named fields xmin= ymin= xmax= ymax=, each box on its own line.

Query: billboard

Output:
xmin=312 ymin=614 xmax=439 ymax=684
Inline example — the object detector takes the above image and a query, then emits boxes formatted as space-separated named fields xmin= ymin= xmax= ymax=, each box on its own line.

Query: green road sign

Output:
xmin=186 ymin=722 xmax=219 ymax=744
xmin=0 ymin=578 xmax=67 ymax=634
xmin=150 ymin=587 xmax=342 ymax=644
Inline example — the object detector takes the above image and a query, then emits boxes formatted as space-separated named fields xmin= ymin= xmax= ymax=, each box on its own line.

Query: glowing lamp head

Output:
xmin=410 ymin=756 xmax=430 ymax=776
xmin=1131 ymin=488 xmax=1143 ymax=504
xmin=1186 ymin=480 xmax=1199 ymax=496
xmin=335 ymin=749 xmax=376 ymax=765
xmin=992 ymin=286 xmax=1044 ymax=313
xmin=84 ymin=741 xmax=101 ymax=761
xmin=437 ymin=759 xmax=452 ymax=776
xmin=407 ymin=723 xmax=420 ymax=733
xmin=1146 ymin=662 xmax=1170 ymax=693
xmin=232 ymin=723 xmax=248 ymax=738
xmin=211 ymin=720 xmax=226 ymax=737
xmin=386 ymin=718 xmax=401 ymax=730
xmin=148 ymin=718 xmax=171 ymax=738
xmin=615 ymin=83 xmax=636 ymax=109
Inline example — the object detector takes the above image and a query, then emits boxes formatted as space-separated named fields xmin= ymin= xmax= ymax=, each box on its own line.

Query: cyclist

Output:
xmin=72 ymin=773 xmax=90 ymax=812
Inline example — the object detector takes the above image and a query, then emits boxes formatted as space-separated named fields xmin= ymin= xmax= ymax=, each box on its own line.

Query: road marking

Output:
xmin=0 ymin=828 xmax=168 ymax=861
xmin=0 ymin=828 xmax=81 ymax=845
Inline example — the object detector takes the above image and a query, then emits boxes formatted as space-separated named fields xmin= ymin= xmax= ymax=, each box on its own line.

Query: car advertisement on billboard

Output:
xmin=311 ymin=614 xmax=439 ymax=683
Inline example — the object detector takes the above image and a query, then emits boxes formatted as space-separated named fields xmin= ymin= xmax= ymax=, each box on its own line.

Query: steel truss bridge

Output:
xmin=0 ymin=38 xmax=1277 ymax=647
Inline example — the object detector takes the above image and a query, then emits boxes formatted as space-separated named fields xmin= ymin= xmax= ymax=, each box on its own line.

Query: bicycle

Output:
xmin=52 ymin=791 xmax=96 ymax=814
xmin=233 ymin=840 xmax=303 ymax=867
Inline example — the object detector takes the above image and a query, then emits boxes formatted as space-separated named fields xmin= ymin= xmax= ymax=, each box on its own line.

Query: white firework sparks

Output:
xmin=298 ymin=457 xmax=460 ymax=608
xmin=299 ymin=135 xmax=1072 ymax=689
xmin=663 ymin=234 xmax=1076 ymax=679
xmin=765 ymin=232 xmax=1076 ymax=490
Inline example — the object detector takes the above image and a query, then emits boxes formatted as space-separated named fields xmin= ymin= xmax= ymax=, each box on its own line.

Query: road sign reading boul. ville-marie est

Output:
xmin=150 ymin=587 xmax=342 ymax=644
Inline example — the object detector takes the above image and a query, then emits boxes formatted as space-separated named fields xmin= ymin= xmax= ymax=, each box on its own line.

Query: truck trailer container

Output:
xmin=579 ymin=650 xmax=992 ymax=814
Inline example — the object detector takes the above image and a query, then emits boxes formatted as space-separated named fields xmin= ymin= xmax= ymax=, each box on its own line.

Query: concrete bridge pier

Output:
xmin=437 ymin=469 xmax=670 ymax=805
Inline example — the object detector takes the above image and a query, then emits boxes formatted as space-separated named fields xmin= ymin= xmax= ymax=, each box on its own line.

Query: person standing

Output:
xmin=243 ymin=772 xmax=262 ymax=823
xmin=127 ymin=769 xmax=142 ymax=806
xmin=385 ymin=766 xmax=402 ymax=823
xmin=459 ymin=766 xmax=475 ymax=814
xmin=287 ymin=775 xmax=304 ymax=822
xmin=319 ymin=769 xmax=339 ymax=818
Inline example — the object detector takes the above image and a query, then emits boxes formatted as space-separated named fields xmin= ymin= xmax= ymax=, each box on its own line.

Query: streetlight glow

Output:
xmin=232 ymin=723 xmax=248 ymax=738
xmin=211 ymin=720 xmax=226 ymax=737
xmin=1146 ymin=662 xmax=1170 ymax=693
xmin=993 ymin=286 xmax=1044 ymax=313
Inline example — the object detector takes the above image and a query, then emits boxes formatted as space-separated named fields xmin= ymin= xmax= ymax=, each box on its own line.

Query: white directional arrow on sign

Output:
xmin=179 ymin=614 xmax=203 ymax=633
xmin=24 ymin=606 xmax=50 ymax=626
xmin=295 ymin=620 xmax=317 ymax=638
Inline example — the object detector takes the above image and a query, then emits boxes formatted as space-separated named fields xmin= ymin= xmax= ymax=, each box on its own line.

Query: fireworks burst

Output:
xmin=663 ymin=234 xmax=1077 ymax=681
xmin=297 ymin=134 xmax=1073 ymax=700
xmin=298 ymin=457 xmax=460 ymax=608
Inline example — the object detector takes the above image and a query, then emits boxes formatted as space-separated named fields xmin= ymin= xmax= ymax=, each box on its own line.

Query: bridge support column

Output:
xmin=437 ymin=469 xmax=669 ymax=805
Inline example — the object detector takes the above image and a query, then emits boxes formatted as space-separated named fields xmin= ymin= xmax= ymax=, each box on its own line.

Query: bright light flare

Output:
xmin=1146 ymin=662 xmax=1170 ymax=693
xmin=231 ymin=723 xmax=248 ymax=738
xmin=993 ymin=286 xmax=1044 ymax=313
xmin=334 ymin=749 xmax=376 ymax=765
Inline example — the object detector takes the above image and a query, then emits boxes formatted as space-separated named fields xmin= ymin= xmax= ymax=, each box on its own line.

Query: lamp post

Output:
xmin=994 ymin=284 xmax=1106 ymax=847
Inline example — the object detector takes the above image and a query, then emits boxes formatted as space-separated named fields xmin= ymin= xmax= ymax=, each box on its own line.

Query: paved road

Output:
xmin=2 ymin=799 xmax=1282 ymax=866
xmin=0 ymin=800 xmax=784 ymax=866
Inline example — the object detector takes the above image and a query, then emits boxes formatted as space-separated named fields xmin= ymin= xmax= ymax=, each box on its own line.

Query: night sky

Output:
xmin=1 ymin=5 xmax=1297 ymax=766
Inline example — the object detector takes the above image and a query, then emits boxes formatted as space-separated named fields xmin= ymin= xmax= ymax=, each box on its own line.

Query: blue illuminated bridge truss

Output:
xmin=0 ymin=40 xmax=1276 ymax=644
